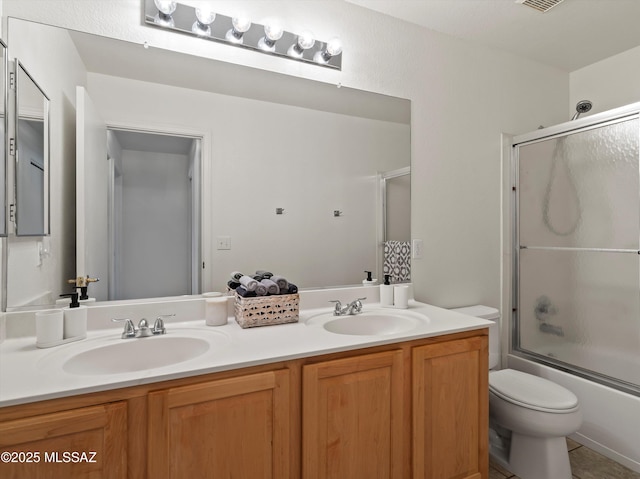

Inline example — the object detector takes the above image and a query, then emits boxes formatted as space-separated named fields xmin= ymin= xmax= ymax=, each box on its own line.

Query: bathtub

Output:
xmin=508 ymin=352 xmax=640 ymax=473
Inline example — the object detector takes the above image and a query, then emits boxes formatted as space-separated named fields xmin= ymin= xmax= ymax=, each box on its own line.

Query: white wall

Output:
xmin=570 ymin=45 xmax=640 ymax=117
xmin=5 ymin=18 xmax=86 ymax=307
xmin=1 ymin=0 xmax=570 ymax=309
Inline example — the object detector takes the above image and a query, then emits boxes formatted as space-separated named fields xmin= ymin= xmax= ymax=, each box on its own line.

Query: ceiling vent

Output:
xmin=516 ymin=0 xmax=566 ymax=13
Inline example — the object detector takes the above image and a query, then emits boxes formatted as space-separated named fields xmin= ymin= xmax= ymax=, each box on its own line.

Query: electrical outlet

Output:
xmin=412 ymin=239 xmax=423 ymax=259
xmin=216 ymin=236 xmax=231 ymax=250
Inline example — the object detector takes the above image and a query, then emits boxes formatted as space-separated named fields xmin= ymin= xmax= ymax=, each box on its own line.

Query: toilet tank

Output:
xmin=451 ymin=305 xmax=500 ymax=369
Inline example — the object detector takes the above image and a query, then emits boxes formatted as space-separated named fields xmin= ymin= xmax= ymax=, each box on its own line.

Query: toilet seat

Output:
xmin=489 ymin=369 xmax=579 ymax=413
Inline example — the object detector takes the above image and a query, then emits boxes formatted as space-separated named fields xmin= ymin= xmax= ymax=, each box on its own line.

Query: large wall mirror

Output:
xmin=4 ymin=17 xmax=410 ymax=310
xmin=0 ymin=40 xmax=6 ymax=237
xmin=14 ymin=60 xmax=50 ymax=236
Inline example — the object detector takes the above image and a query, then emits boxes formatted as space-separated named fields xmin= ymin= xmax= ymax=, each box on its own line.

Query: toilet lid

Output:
xmin=489 ymin=369 xmax=579 ymax=412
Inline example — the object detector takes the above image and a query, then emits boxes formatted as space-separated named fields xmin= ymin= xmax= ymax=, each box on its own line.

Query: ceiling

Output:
xmin=344 ymin=0 xmax=640 ymax=71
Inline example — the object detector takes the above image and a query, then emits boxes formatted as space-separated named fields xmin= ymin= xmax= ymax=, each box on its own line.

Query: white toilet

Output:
xmin=452 ymin=305 xmax=582 ymax=479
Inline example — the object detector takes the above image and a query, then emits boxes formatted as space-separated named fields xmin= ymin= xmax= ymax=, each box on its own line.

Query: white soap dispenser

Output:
xmin=62 ymin=292 xmax=87 ymax=340
xmin=380 ymin=274 xmax=394 ymax=307
xmin=362 ymin=270 xmax=378 ymax=286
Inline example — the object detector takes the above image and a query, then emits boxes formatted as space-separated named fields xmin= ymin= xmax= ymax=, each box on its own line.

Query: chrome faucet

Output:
xmin=330 ymin=297 xmax=366 ymax=316
xmin=112 ymin=314 xmax=174 ymax=339
xmin=152 ymin=314 xmax=175 ymax=335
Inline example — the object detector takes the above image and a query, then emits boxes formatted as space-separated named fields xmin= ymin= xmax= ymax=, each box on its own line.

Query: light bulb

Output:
xmin=264 ymin=23 xmax=284 ymax=41
xmin=226 ymin=16 xmax=252 ymax=43
xmin=297 ymin=31 xmax=315 ymax=50
xmin=314 ymin=37 xmax=343 ymax=64
xmin=154 ymin=0 xmax=176 ymax=15
xmin=195 ymin=8 xmax=216 ymax=25
xmin=192 ymin=7 xmax=215 ymax=36
xmin=288 ymin=31 xmax=315 ymax=58
xmin=258 ymin=22 xmax=284 ymax=52
xmin=326 ymin=38 xmax=343 ymax=56
xmin=232 ymin=17 xmax=252 ymax=33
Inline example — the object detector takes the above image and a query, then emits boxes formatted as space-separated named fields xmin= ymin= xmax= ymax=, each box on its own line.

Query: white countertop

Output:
xmin=0 ymin=297 xmax=491 ymax=408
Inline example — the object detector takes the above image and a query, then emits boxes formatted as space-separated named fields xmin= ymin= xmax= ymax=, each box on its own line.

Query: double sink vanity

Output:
xmin=0 ymin=286 xmax=490 ymax=479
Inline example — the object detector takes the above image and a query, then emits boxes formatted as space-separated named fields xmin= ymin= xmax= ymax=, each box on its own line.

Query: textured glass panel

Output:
xmin=518 ymin=118 xmax=639 ymax=249
xmin=518 ymin=249 xmax=640 ymax=386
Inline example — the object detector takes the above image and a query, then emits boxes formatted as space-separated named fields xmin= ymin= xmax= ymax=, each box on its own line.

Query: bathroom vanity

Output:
xmin=0 ymin=296 xmax=489 ymax=479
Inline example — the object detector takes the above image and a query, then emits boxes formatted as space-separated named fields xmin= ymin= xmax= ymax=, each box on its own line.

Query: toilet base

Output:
xmin=506 ymin=433 xmax=572 ymax=479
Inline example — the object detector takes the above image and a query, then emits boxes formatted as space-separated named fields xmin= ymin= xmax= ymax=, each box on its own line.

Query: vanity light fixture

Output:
xmin=143 ymin=0 xmax=342 ymax=70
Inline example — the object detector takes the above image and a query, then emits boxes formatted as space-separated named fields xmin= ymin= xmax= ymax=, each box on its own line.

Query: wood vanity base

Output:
xmin=0 ymin=329 xmax=488 ymax=479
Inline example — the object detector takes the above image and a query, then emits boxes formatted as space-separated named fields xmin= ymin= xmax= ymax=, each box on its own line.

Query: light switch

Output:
xmin=217 ymin=236 xmax=231 ymax=250
xmin=412 ymin=239 xmax=423 ymax=259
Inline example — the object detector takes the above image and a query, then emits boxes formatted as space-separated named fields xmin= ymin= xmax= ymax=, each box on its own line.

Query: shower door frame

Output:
xmin=510 ymin=101 xmax=640 ymax=397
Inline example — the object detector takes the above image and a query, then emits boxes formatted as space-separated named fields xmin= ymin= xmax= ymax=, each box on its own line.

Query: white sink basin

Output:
xmin=308 ymin=310 xmax=428 ymax=336
xmin=63 ymin=336 xmax=210 ymax=375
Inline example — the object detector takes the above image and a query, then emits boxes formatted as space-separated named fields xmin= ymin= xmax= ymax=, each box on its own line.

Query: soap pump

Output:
xmin=380 ymin=274 xmax=394 ymax=307
xmin=362 ymin=270 xmax=378 ymax=285
xmin=60 ymin=291 xmax=87 ymax=339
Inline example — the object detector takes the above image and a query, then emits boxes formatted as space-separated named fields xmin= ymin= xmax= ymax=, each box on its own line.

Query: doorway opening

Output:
xmin=379 ymin=167 xmax=411 ymax=282
xmin=106 ymin=129 xmax=201 ymax=300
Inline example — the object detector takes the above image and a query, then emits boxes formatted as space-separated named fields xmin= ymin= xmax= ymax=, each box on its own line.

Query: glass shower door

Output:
xmin=514 ymin=116 xmax=640 ymax=392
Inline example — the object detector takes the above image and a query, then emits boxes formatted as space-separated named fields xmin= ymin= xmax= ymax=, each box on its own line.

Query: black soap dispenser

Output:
xmin=380 ymin=274 xmax=394 ymax=307
xmin=362 ymin=270 xmax=378 ymax=286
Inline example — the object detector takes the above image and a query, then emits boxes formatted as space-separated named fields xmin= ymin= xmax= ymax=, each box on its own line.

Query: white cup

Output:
xmin=205 ymin=297 xmax=228 ymax=326
xmin=36 ymin=310 xmax=64 ymax=345
xmin=393 ymin=285 xmax=410 ymax=309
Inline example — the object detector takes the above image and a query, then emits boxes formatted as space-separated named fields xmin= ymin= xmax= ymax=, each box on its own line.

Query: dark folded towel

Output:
xmin=236 ymin=286 xmax=256 ymax=298
xmin=256 ymin=270 xmax=273 ymax=279
xmin=227 ymin=280 xmax=241 ymax=290
xmin=287 ymin=283 xmax=298 ymax=294
xmin=253 ymin=274 xmax=264 ymax=281
xmin=230 ymin=271 xmax=244 ymax=282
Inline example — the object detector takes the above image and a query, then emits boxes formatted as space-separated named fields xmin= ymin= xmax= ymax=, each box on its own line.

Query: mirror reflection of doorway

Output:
xmin=107 ymin=129 xmax=201 ymax=300
xmin=380 ymin=167 xmax=411 ymax=282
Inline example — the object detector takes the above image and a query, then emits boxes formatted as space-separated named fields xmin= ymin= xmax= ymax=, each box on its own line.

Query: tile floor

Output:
xmin=489 ymin=438 xmax=640 ymax=479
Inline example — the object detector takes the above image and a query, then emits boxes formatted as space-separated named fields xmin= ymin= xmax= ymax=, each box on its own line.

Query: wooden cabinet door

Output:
xmin=0 ymin=401 xmax=127 ymax=479
xmin=303 ymin=350 xmax=404 ymax=479
xmin=147 ymin=369 xmax=290 ymax=479
xmin=412 ymin=336 xmax=488 ymax=479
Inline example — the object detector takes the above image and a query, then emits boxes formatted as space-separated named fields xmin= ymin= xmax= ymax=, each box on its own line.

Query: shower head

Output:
xmin=571 ymin=100 xmax=592 ymax=120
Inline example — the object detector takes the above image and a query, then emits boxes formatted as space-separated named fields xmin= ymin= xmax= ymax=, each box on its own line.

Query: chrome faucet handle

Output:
xmin=329 ymin=300 xmax=343 ymax=316
xmin=112 ymin=318 xmax=136 ymax=339
xmin=153 ymin=314 xmax=175 ymax=335
xmin=137 ymin=318 xmax=153 ymax=337
xmin=348 ymin=297 xmax=367 ymax=314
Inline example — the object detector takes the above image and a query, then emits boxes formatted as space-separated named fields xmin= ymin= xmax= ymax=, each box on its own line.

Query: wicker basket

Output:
xmin=234 ymin=293 xmax=300 ymax=328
